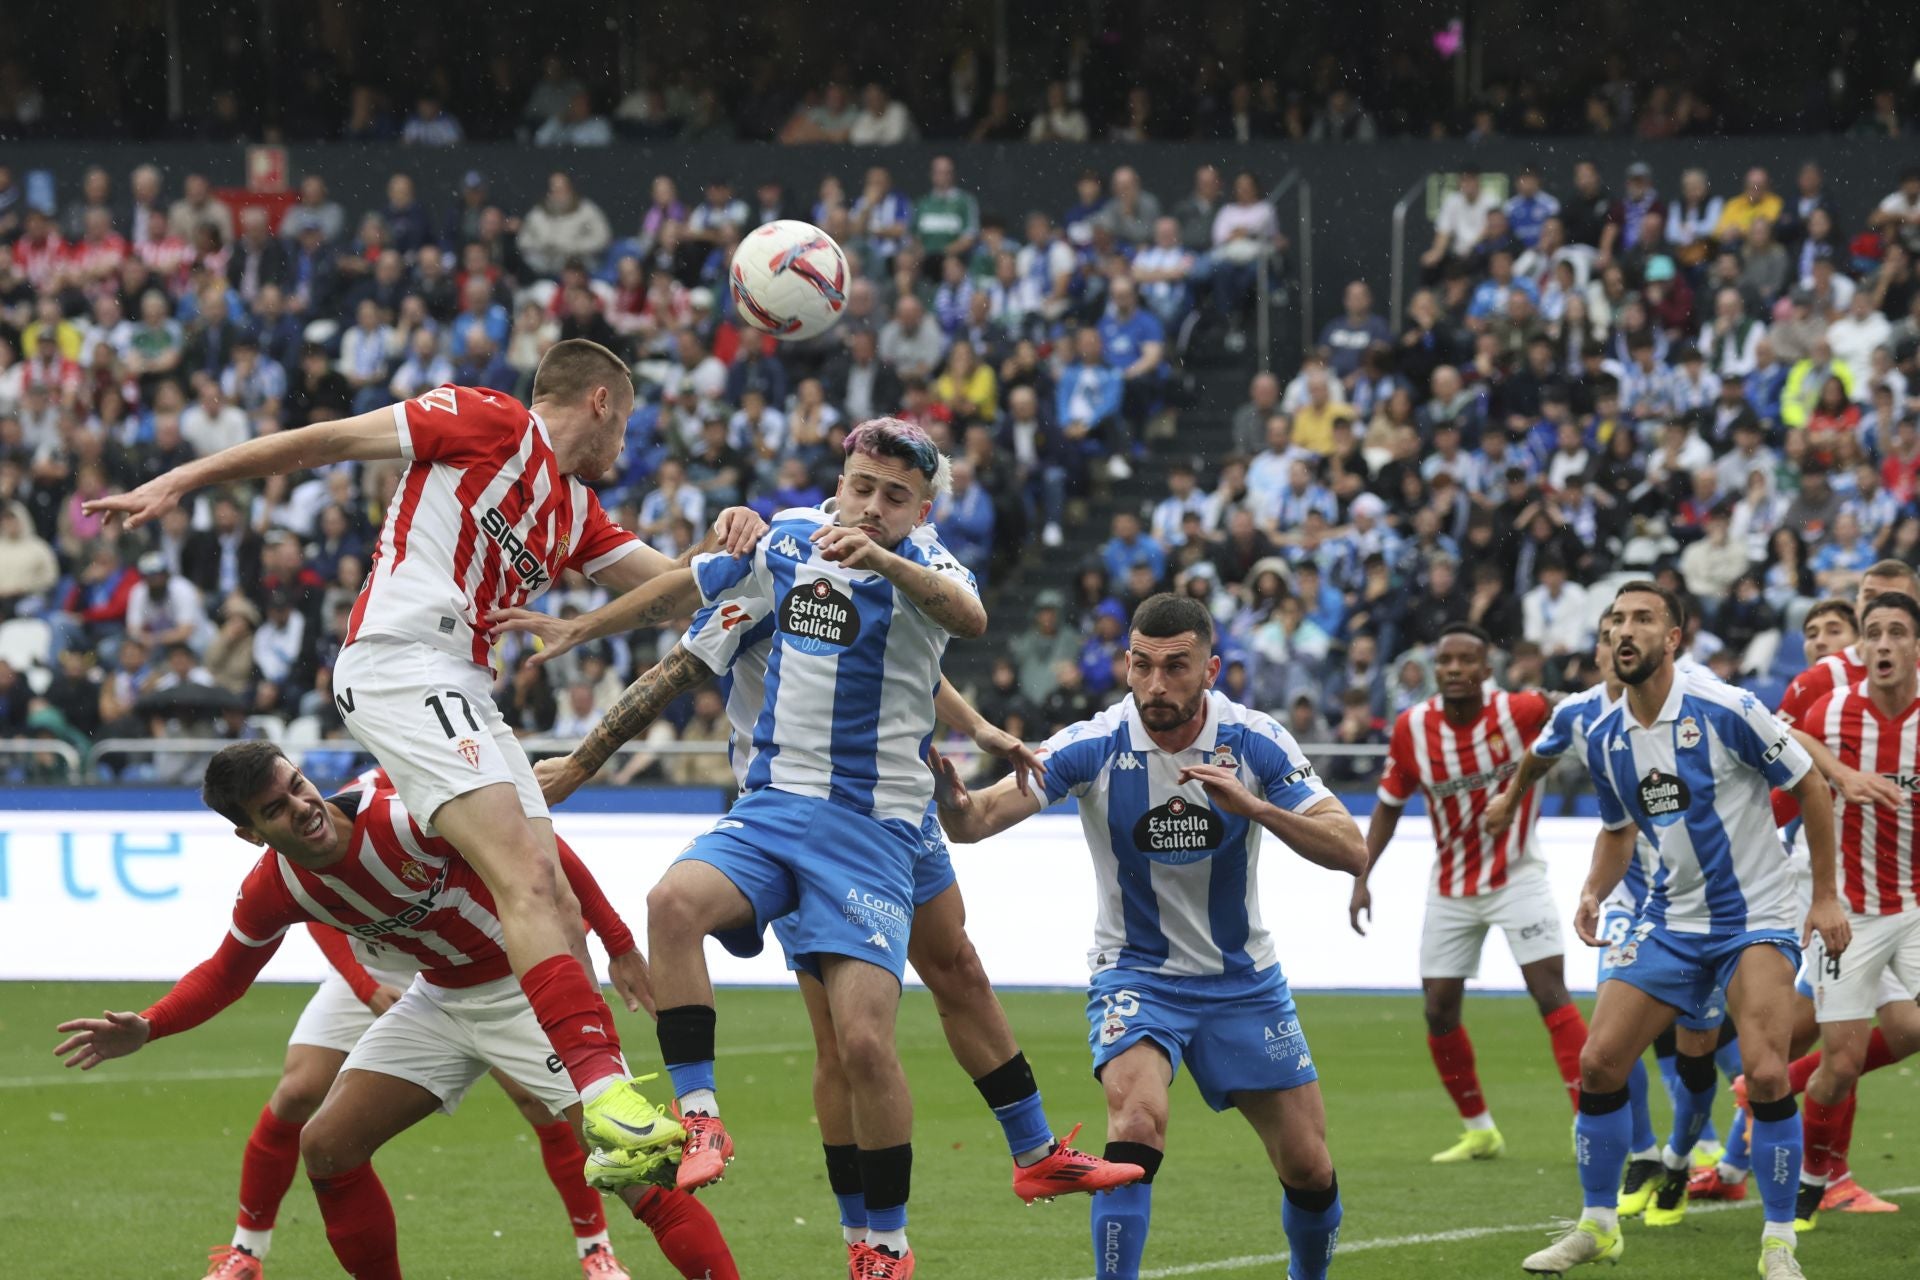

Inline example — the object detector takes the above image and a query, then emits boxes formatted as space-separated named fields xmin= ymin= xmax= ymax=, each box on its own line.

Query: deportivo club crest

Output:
xmin=455 ymin=738 xmax=480 ymax=769
xmin=1211 ymin=744 xmax=1237 ymax=769
xmin=1677 ymin=716 xmax=1702 ymax=749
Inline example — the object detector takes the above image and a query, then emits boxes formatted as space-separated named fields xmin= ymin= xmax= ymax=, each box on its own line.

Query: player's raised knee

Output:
xmin=646 ymin=875 xmax=704 ymax=939
xmin=268 ymin=1077 xmax=329 ymax=1126
xmin=831 ymin=1019 xmax=899 ymax=1079
xmin=299 ymin=1113 xmax=354 ymax=1179
xmin=916 ymin=932 xmax=991 ymax=1003
xmin=1578 ymin=1042 xmax=1631 ymax=1092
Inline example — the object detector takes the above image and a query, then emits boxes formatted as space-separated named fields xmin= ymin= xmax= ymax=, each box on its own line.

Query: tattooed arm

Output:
xmin=810 ymin=524 xmax=988 ymax=638
xmin=487 ymin=567 xmax=705 ymax=669
xmin=534 ymin=644 xmax=717 ymax=804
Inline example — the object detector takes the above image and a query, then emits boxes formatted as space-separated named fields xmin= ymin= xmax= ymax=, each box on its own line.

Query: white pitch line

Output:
xmin=0 ymin=1039 xmax=822 ymax=1090
xmin=1052 ymin=1185 xmax=1920 ymax=1280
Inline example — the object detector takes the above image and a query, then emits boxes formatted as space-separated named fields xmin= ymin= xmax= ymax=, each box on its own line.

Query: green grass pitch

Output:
xmin=3 ymin=983 xmax=1917 ymax=1278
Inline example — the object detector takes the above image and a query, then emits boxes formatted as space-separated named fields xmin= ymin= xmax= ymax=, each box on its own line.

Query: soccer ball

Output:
xmin=729 ymin=220 xmax=849 ymax=341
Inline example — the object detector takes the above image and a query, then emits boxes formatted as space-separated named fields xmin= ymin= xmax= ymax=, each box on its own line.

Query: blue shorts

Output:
xmin=675 ymin=789 xmax=921 ymax=983
xmin=1598 ymin=907 xmax=1726 ymax=1032
xmin=771 ymin=812 xmax=957 ymax=974
xmin=1086 ymin=966 xmax=1318 ymax=1113
xmin=1602 ymin=919 xmax=1798 ymax=1027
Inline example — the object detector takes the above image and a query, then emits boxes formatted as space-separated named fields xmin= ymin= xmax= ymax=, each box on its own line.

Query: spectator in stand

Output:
xmin=1715 ymin=166 xmax=1781 ymax=245
xmin=401 ymin=94 xmax=464 ymax=146
xmin=1421 ymin=170 xmax=1500 ymax=275
xmin=1666 ymin=167 xmax=1723 ymax=270
xmin=1319 ymin=280 xmax=1391 ymax=386
xmin=1131 ymin=216 xmax=1196 ymax=333
xmin=851 ymin=166 xmax=912 ymax=272
xmin=1093 ymin=166 xmax=1162 ymax=248
xmin=1520 ymin=554 xmax=1590 ymax=664
xmin=1028 ymin=80 xmax=1089 ymax=142
xmin=533 ymin=89 xmax=612 ymax=147
xmin=517 ymin=172 xmax=610 ymax=276
xmin=1209 ymin=170 xmax=1280 ymax=344
xmin=1503 ymin=165 xmax=1561 ymax=249
xmin=877 ymin=294 xmax=945 ymax=384
xmin=848 ymin=83 xmax=917 ymax=145
xmin=930 ymin=457 xmax=994 ymax=582
xmin=1826 ymin=288 xmax=1893 ymax=386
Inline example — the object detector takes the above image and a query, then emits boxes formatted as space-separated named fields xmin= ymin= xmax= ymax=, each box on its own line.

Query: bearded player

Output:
xmin=85 ymin=342 xmax=765 ymax=1161
xmin=52 ymin=744 xmax=737 ymax=1280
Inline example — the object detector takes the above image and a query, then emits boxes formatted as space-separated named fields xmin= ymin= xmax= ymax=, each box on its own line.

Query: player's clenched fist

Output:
xmin=810 ymin=523 xmax=886 ymax=569
xmin=535 ymin=755 xmax=592 ymax=805
xmin=53 ymin=1009 xmax=152 ymax=1070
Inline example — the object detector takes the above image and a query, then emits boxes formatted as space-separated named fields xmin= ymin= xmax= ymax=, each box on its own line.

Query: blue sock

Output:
xmin=1092 ymin=1182 xmax=1152 ymax=1279
xmin=1666 ymin=1053 xmax=1717 ymax=1159
xmin=836 ymin=1192 xmax=867 ymax=1229
xmin=665 ymin=1059 xmax=716 ymax=1097
xmin=1627 ymin=1057 xmax=1657 ymax=1153
xmin=1282 ymin=1179 xmax=1342 ymax=1280
xmin=867 ymin=1201 xmax=908 ymax=1232
xmin=1656 ymin=1052 xmax=1684 ymax=1114
xmin=1723 ymin=1105 xmax=1753 ymax=1172
xmin=1698 ymin=1113 xmax=1721 ymax=1148
xmin=1578 ymin=1089 xmax=1633 ymax=1209
xmin=1749 ymin=1099 xmax=1803 ymax=1224
xmin=994 ymin=1092 xmax=1053 ymax=1159
xmin=1715 ymin=1035 xmax=1743 ymax=1082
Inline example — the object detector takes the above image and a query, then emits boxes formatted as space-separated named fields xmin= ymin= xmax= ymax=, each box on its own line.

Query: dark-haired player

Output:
xmin=1355 ymin=622 xmax=1589 ymax=1162
xmin=51 ymin=744 xmax=737 ymax=1280
xmin=1524 ymin=581 xmax=1847 ymax=1279
xmin=929 ymin=593 xmax=1368 ymax=1280
xmin=84 ymin=341 xmax=768 ymax=1159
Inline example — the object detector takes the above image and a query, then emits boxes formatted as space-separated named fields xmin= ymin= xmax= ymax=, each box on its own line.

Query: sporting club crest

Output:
xmin=455 ymin=738 xmax=481 ymax=769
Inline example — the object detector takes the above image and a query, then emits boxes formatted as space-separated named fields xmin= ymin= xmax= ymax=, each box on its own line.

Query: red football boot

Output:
xmin=851 ymin=1244 xmax=915 ymax=1279
xmin=1011 ymin=1123 xmax=1147 ymax=1203
xmin=578 ymin=1242 xmax=632 ymax=1278
xmin=201 ymin=1247 xmax=263 ymax=1280
xmin=1688 ymin=1165 xmax=1749 ymax=1201
xmin=674 ymin=1110 xmax=735 ymax=1191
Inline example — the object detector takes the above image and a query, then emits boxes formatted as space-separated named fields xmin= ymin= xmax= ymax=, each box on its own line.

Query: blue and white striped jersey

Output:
xmin=1039 ymin=691 xmax=1334 ymax=979
xmin=1584 ymin=666 xmax=1811 ymax=936
xmin=688 ymin=509 xmax=975 ymax=822
xmin=1534 ymin=682 xmax=1654 ymax=915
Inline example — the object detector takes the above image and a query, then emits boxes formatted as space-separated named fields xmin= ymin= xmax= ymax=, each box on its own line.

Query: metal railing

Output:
xmin=0 ymin=737 xmax=83 ymax=775
xmin=1386 ymin=175 xmax=1431 ymax=333
xmin=1254 ymin=169 xmax=1315 ymax=375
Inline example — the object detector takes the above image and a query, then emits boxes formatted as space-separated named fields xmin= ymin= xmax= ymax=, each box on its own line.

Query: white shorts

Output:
xmin=341 ymin=974 xmax=588 ymax=1118
xmin=333 ymin=638 xmax=547 ymax=829
xmin=286 ymin=965 xmax=416 ymax=1053
xmin=1810 ymin=911 xmax=1920 ymax=1024
xmin=1420 ymin=871 xmax=1565 ymax=980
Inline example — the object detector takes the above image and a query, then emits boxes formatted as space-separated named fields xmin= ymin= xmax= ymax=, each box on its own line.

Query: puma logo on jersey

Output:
xmin=479 ymin=506 xmax=552 ymax=591
xmin=1114 ymin=753 xmax=1142 ymax=771
xmin=771 ymin=534 xmax=806 ymax=560
xmin=414 ymin=386 xmax=460 ymax=414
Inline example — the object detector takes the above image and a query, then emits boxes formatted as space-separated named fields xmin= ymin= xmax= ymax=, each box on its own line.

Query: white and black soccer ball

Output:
xmin=728 ymin=219 xmax=850 ymax=341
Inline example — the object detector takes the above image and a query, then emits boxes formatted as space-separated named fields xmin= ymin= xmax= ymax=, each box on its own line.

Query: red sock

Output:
xmin=1427 ymin=1026 xmax=1489 ymax=1120
xmin=632 ymin=1187 xmax=740 ymax=1280
xmin=310 ymin=1162 xmax=401 ymax=1280
xmin=1542 ymin=1005 xmax=1588 ymax=1111
xmin=520 ymin=954 xmax=626 ymax=1095
xmin=533 ymin=1118 xmax=605 ymax=1237
xmin=237 ymin=1105 xmax=304 ymax=1232
xmin=1788 ymin=1050 xmax=1822 ymax=1096
xmin=1802 ymin=1093 xmax=1850 ymax=1181
xmin=1863 ymin=1027 xmax=1896 ymax=1074
xmin=1831 ymin=1091 xmax=1859 ymax=1176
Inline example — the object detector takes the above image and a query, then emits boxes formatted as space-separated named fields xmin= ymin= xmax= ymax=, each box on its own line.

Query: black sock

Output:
xmin=1675 ymin=1051 xmax=1717 ymax=1093
xmin=1580 ymin=1086 xmax=1632 ymax=1116
xmin=655 ymin=1004 xmax=717 ymax=1066
xmin=1653 ymin=1026 xmax=1678 ymax=1061
xmin=858 ymin=1143 xmax=913 ymax=1222
xmin=1282 ymin=1172 xmax=1339 ymax=1213
xmin=1103 ymin=1141 xmax=1165 ymax=1184
xmin=823 ymin=1143 xmax=863 ymax=1196
xmin=972 ymin=1051 xmax=1039 ymax=1108
xmin=1750 ymin=1094 xmax=1797 ymax=1123
xmin=1716 ymin=1019 xmax=1740 ymax=1051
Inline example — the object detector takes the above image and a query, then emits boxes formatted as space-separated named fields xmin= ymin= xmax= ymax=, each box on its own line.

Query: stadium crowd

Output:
xmin=2 ymin=151 xmax=1920 ymax=789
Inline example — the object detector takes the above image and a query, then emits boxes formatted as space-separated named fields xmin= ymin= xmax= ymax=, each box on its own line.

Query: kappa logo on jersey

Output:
xmin=1677 ymin=716 xmax=1702 ymax=749
xmin=455 ymin=737 xmax=480 ymax=769
xmin=1114 ymin=752 xmax=1143 ymax=771
xmin=413 ymin=386 xmax=460 ymax=415
xmin=479 ymin=506 xmax=552 ymax=592
xmin=778 ymin=576 xmax=861 ymax=654
xmin=1132 ymin=793 xmax=1224 ymax=864
xmin=771 ymin=534 xmax=806 ymax=560
xmin=1637 ymin=768 xmax=1690 ymax=825
xmin=866 ymin=931 xmax=892 ymax=952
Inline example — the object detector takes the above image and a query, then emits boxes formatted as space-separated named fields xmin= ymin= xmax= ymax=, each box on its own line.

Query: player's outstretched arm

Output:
xmin=489 ymin=567 xmax=702 ymax=669
xmin=1793 ymin=766 xmax=1851 ymax=958
xmin=933 ymin=677 xmax=1046 ymax=796
xmin=82 ymin=408 xmax=405 ymax=530
xmin=929 ymin=744 xmax=1044 ymax=842
xmin=1484 ymin=749 xmax=1556 ymax=836
xmin=1790 ymin=726 xmax=1905 ymax=808
xmin=53 ymin=930 xmax=283 ymax=1068
xmin=1175 ymin=764 xmax=1367 ymax=875
xmin=535 ymin=643 xmax=716 ymax=803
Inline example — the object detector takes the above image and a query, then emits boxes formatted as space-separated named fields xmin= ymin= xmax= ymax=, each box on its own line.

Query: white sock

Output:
xmin=678 ymin=1087 xmax=718 ymax=1117
xmin=580 ymin=1076 xmax=619 ymax=1106
xmin=575 ymin=1231 xmax=612 ymax=1259
xmin=866 ymin=1226 xmax=909 ymax=1254
xmin=1762 ymin=1221 xmax=1796 ymax=1246
xmin=1717 ymin=1162 xmax=1748 ymax=1184
xmin=1629 ymin=1146 xmax=1660 ymax=1163
xmin=231 ymin=1227 xmax=272 ymax=1259
xmin=1013 ymin=1141 xmax=1053 ymax=1168
xmin=1661 ymin=1144 xmax=1690 ymax=1171
xmin=1464 ymin=1112 xmax=1496 ymax=1132
xmin=1581 ymin=1206 xmax=1619 ymax=1233
xmin=842 ymin=1226 xmax=866 ymax=1246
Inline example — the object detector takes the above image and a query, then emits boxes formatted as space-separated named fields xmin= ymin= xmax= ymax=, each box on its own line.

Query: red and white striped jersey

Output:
xmin=1378 ymin=691 xmax=1551 ymax=897
xmin=1804 ymin=683 xmax=1920 ymax=916
xmin=229 ymin=768 xmax=514 ymax=987
xmin=1777 ymin=646 xmax=1866 ymax=728
xmin=344 ymin=384 xmax=641 ymax=668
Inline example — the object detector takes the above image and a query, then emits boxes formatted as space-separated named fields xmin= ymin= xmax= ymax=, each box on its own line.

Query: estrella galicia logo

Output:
xmin=1637 ymin=768 xmax=1691 ymax=826
xmin=779 ymin=576 xmax=861 ymax=654
xmin=1131 ymin=794 xmax=1223 ymax=864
